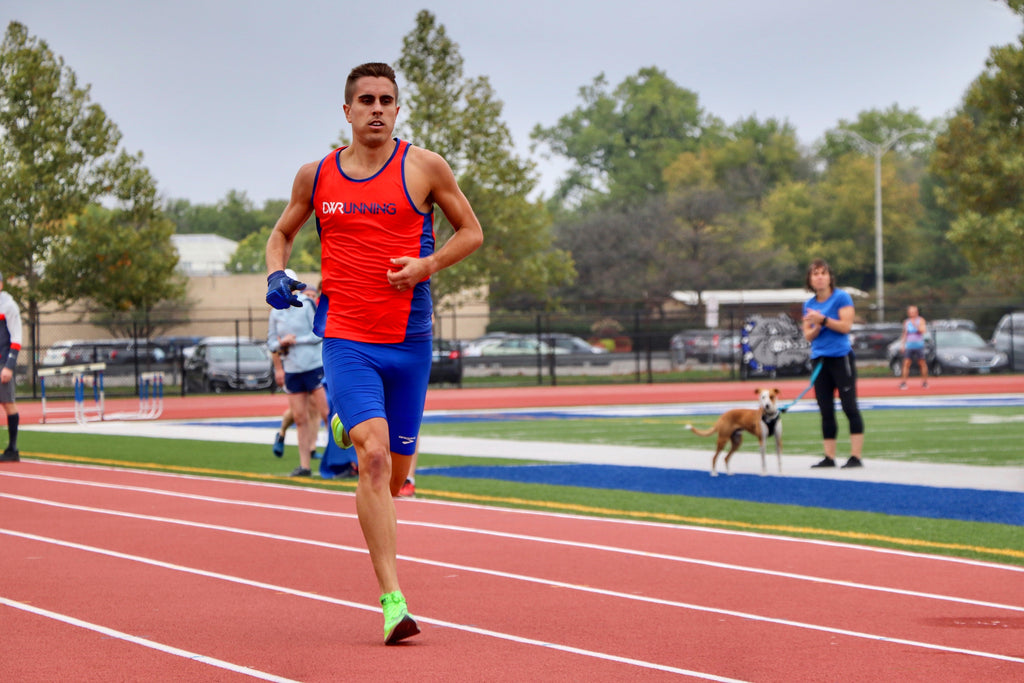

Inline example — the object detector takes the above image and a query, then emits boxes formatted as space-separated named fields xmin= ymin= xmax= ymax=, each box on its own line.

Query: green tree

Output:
xmin=553 ymin=197 xmax=679 ymax=305
xmin=165 ymin=191 xmax=270 ymax=241
xmin=652 ymin=119 xmax=803 ymax=295
xmin=228 ymin=227 xmax=275 ymax=274
xmin=556 ymin=133 xmax=800 ymax=307
xmin=819 ymin=105 xmax=935 ymax=166
xmin=761 ymin=181 xmax=817 ymax=287
xmin=44 ymin=200 xmax=187 ymax=337
xmin=661 ymin=150 xmax=795 ymax=296
xmin=931 ymin=7 xmax=1024 ymax=293
xmin=766 ymin=154 xmax=922 ymax=293
xmin=0 ymin=22 xmax=183 ymax=348
xmin=228 ymin=222 xmax=320 ymax=274
xmin=707 ymin=116 xmax=810 ymax=209
xmin=395 ymin=11 xmax=574 ymax=310
xmin=531 ymin=67 xmax=721 ymax=208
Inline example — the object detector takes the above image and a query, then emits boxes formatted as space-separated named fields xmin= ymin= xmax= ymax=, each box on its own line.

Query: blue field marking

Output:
xmin=182 ymin=395 xmax=1022 ymax=524
xmin=417 ymin=463 xmax=1024 ymax=526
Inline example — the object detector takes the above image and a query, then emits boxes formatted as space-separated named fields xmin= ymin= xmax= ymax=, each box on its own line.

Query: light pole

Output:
xmin=831 ymin=128 xmax=926 ymax=322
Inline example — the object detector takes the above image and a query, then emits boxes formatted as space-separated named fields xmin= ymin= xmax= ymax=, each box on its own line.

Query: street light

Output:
xmin=831 ymin=127 xmax=927 ymax=322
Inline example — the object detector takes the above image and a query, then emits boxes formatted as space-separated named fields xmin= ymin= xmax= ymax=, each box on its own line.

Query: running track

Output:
xmin=3 ymin=375 xmax=1023 ymax=681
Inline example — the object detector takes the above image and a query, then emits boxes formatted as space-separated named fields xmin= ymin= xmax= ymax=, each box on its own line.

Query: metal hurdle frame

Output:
xmin=37 ymin=363 xmax=107 ymax=425
xmin=104 ymin=371 xmax=165 ymax=421
xmin=37 ymin=365 xmax=165 ymax=424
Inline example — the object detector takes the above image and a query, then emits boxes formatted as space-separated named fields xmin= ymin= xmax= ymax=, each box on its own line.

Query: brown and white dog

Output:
xmin=686 ymin=388 xmax=783 ymax=476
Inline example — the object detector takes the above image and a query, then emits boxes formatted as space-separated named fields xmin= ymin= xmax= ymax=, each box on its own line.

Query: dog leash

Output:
xmin=780 ymin=360 xmax=822 ymax=413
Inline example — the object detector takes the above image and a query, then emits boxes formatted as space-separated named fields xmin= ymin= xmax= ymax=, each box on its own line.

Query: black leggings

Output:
xmin=813 ymin=353 xmax=864 ymax=440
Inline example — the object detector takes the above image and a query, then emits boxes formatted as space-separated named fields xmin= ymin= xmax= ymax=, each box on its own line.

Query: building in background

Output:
xmin=171 ymin=234 xmax=238 ymax=276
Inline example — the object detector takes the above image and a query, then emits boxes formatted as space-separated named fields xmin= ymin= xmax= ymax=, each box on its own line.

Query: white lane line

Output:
xmin=0 ymin=529 xmax=741 ymax=682
xmin=8 ymin=462 xmax=1023 ymax=574
xmin=0 ymin=597 xmax=300 ymax=683
xmin=2 ymin=482 xmax=1021 ymax=613
xmin=2 ymin=502 xmax=1023 ymax=665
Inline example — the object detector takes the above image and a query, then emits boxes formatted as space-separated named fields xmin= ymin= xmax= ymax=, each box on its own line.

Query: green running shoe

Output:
xmin=330 ymin=413 xmax=352 ymax=449
xmin=380 ymin=591 xmax=420 ymax=645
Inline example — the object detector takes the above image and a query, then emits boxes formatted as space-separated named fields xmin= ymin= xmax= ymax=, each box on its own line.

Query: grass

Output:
xmin=18 ymin=399 xmax=1024 ymax=567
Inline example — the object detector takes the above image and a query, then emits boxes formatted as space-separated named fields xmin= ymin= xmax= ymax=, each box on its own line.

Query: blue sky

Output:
xmin=5 ymin=0 xmax=1021 ymax=205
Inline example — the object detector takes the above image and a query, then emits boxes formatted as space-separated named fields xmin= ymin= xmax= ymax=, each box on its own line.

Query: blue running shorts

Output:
xmin=322 ymin=337 xmax=431 ymax=456
xmin=284 ymin=366 xmax=325 ymax=394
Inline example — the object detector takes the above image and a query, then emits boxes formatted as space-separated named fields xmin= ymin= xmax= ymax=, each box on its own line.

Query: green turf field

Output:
xmin=420 ymin=406 xmax=1024 ymax=467
xmin=17 ymin=403 xmax=1024 ymax=567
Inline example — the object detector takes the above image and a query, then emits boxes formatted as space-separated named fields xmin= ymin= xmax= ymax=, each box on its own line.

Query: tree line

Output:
xmin=2 ymin=4 xmax=1022 ymax=354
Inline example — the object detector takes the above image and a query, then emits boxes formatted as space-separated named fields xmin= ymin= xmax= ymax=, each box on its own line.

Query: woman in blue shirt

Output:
xmin=899 ymin=305 xmax=929 ymax=390
xmin=801 ymin=258 xmax=864 ymax=469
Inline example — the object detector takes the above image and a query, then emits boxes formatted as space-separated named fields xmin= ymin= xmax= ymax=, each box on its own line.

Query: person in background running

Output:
xmin=267 ymin=271 xmax=328 ymax=477
xmin=397 ymin=447 xmax=417 ymax=498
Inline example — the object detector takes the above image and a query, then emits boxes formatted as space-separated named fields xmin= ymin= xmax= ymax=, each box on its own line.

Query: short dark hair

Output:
xmin=345 ymin=62 xmax=398 ymax=105
xmin=805 ymin=258 xmax=835 ymax=292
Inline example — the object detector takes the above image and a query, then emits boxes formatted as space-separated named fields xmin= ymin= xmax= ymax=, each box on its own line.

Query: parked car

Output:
xmin=460 ymin=332 xmax=517 ymax=357
xmin=991 ymin=311 xmax=1024 ymax=371
xmin=41 ymin=340 xmax=84 ymax=366
xmin=430 ymin=338 xmax=463 ymax=384
xmin=469 ymin=335 xmax=559 ymax=356
xmin=850 ymin=322 xmax=903 ymax=359
xmin=669 ymin=329 xmax=732 ymax=365
xmin=41 ymin=339 xmax=164 ymax=367
xmin=153 ymin=335 xmax=205 ymax=361
xmin=110 ymin=341 xmax=166 ymax=365
xmin=886 ymin=327 xmax=1008 ymax=376
xmin=540 ymin=333 xmax=608 ymax=355
xmin=710 ymin=333 xmax=743 ymax=363
xmin=183 ymin=337 xmax=274 ymax=393
xmin=935 ymin=318 xmax=977 ymax=331
xmin=41 ymin=339 xmax=122 ymax=366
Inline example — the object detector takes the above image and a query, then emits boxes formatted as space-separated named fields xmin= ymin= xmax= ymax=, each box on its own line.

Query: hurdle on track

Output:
xmin=104 ymin=371 xmax=165 ymax=421
xmin=38 ymin=363 xmax=107 ymax=425
xmin=37 ymin=364 xmax=165 ymax=424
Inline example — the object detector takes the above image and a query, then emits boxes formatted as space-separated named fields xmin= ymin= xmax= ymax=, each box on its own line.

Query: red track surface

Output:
xmin=2 ymin=462 xmax=1022 ymax=681
xmin=3 ymin=375 xmax=1023 ymax=680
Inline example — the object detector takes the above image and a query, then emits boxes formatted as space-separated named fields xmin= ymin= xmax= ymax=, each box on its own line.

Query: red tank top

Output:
xmin=312 ymin=139 xmax=435 ymax=343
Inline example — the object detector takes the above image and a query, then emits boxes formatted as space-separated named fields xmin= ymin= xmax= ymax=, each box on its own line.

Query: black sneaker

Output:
xmin=841 ymin=456 xmax=863 ymax=469
xmin=810 ymin=457 xmax=836 ymax=468
xmin=0 ymin=448 xmax=19 ymax=463
xmin=288 ymin=467 xmax=312 ymax=477
xmin=272 ymin=433 xmax=285 ymax=458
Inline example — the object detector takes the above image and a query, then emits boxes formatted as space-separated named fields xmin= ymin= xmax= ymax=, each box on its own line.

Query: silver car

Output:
xmin=991 ymin=312 xmax=1024 ymax=371
xmin=887 ymin=328 xmax=1008 ymax=376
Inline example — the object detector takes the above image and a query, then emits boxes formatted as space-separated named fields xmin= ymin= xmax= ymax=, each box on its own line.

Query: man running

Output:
xmin=265 ymin=62 xmax=483 ymax=644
